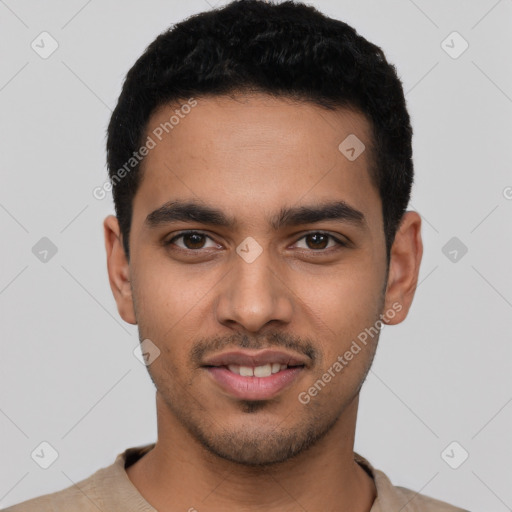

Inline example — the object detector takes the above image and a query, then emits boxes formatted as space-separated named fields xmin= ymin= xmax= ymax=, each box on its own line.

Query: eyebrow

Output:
xmin=144 ymin=199 xmax=367 ymax=231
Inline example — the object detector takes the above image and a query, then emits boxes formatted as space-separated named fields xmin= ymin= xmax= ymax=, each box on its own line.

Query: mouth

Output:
xmin=220 ymin=362 xmax=302 ymax=377
xmin=202 ymin=349 xmax=308 ymax=400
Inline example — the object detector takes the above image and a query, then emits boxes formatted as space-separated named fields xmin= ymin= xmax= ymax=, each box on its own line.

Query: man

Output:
xmin=5 ymin=1 xmax=469 ymax=511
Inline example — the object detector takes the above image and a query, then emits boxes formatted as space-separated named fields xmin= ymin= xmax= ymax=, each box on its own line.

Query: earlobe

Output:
xmin=103 ymin=215 xmax=137 ymax=325
xmin=382 ymin=211 xmax=423 ymax=325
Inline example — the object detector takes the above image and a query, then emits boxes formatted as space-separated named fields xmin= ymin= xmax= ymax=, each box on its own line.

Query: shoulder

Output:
xmin=1 ymin=469 xmax=102 ymax=512
xmin=389 ymin=482 xmax=471 ymax=511
xmin=2 ymin=444 xmax=156 ymax=512
xmin=1 ymin=455 xmax=124 ymax=512
xmin=354 ymin=452 xmax=470 ymax=512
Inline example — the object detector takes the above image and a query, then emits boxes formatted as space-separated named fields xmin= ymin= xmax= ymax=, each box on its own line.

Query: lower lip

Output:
xmin=205 ymin=366 xmax=304 ymax=400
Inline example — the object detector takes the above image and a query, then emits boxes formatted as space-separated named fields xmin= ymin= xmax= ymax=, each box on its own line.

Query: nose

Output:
xmin=215 ymin=246 xmax=294 ymax=333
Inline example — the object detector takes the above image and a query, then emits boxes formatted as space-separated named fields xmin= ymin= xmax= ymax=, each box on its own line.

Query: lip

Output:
xmin=202 ymin=349 xmax=308 ymax=400
xmin=201 ymin=349 xmax=310 ymax=368
xmin=205 ymin=366 xmax=305 ymax=400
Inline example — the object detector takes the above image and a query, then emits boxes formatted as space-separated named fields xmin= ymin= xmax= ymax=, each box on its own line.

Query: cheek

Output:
xmin=131 ymin=255 xmax=223 ymax=372
xmin=132 ymin=253 xmax=213 ymax=324
xmin=299 ymin=263 xmax=383 ymax=329
xmin=295 ymin=263 xmax=384 ymax=383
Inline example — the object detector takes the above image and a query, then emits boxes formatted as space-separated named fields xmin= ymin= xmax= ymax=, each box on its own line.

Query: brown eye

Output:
xmin=181 ymin=233 xmax=206 ymax=249
xmin=305 ymin=233 xmax=329 ymax=249
xmin=166 ymin=231 xmax=218 ymax=251
xmin=293 ymin=232 xmax=348 ymax=252
xmin=296 ymin=231 xmax=347 ymax=252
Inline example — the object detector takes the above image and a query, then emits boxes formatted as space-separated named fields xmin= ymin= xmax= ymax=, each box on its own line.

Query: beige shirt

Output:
xmin=3 ymin=443 xmax=469 ymax=512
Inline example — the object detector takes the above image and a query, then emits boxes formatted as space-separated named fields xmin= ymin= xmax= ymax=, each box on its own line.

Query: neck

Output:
xmin=126 ymin=393 xmax=376 ymax=512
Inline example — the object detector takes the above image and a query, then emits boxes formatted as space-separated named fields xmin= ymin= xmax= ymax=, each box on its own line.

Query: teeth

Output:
xmin=239 ymin=365 xmax=254 ymax=377
xmin=254 ymin=364 xmax=272 ymax=377
xmin=227 ymin=363 xmax=289 ymax=377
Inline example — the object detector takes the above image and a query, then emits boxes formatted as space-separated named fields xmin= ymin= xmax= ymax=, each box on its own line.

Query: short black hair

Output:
xmin=106 ymin=0 xmax=413 ymax=261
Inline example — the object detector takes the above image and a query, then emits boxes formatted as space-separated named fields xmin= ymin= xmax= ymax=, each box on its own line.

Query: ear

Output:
xmin=103 ymin=215 xmax=137 ymax=325
xmin=382 ymin=211 xmax=423 ymax=325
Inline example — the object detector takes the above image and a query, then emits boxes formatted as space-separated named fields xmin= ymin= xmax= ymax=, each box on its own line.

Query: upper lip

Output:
xmin=202 ymin=349 xmax=309 ymax=368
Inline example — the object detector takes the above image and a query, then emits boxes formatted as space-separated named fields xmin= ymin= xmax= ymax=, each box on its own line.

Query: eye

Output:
xmin=165 ymin=231 xmax=220 ymax=251
xmin=293 ymin=232 xmax=346 ymax=251
xmin=164 ymin=230 xmax=348 ymax=254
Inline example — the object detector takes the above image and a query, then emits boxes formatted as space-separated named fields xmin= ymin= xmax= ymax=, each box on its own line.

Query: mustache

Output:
xmin=190 ymin=331 xmax=319 ymax=366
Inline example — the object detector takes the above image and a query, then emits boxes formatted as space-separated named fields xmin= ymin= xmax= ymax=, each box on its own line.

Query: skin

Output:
xmin=104 ymin=93 xmax=423 ymax=512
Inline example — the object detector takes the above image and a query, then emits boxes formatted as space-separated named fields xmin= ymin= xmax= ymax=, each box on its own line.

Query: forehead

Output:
xmin=132 ymin=93 xmax=381 ymax=231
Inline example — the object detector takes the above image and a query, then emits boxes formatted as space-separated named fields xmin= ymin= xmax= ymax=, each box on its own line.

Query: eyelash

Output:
xmin=164 ymin=230 xmax=348 ymax=253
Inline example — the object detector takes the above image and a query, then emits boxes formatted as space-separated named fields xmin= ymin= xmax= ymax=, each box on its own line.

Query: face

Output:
xmin=105 ymin=93 xmax=422 ymax=466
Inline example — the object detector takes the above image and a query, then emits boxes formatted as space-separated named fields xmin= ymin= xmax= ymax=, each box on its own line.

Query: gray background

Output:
xmin=1 ymin=1 xmax=511 ymax=510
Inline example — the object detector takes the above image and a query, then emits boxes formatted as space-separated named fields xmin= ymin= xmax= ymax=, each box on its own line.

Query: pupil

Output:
xmin=185 ymin=233 xmax=205 ymax=249
xmin=308 ymin=233 xmax=327 ymax=249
